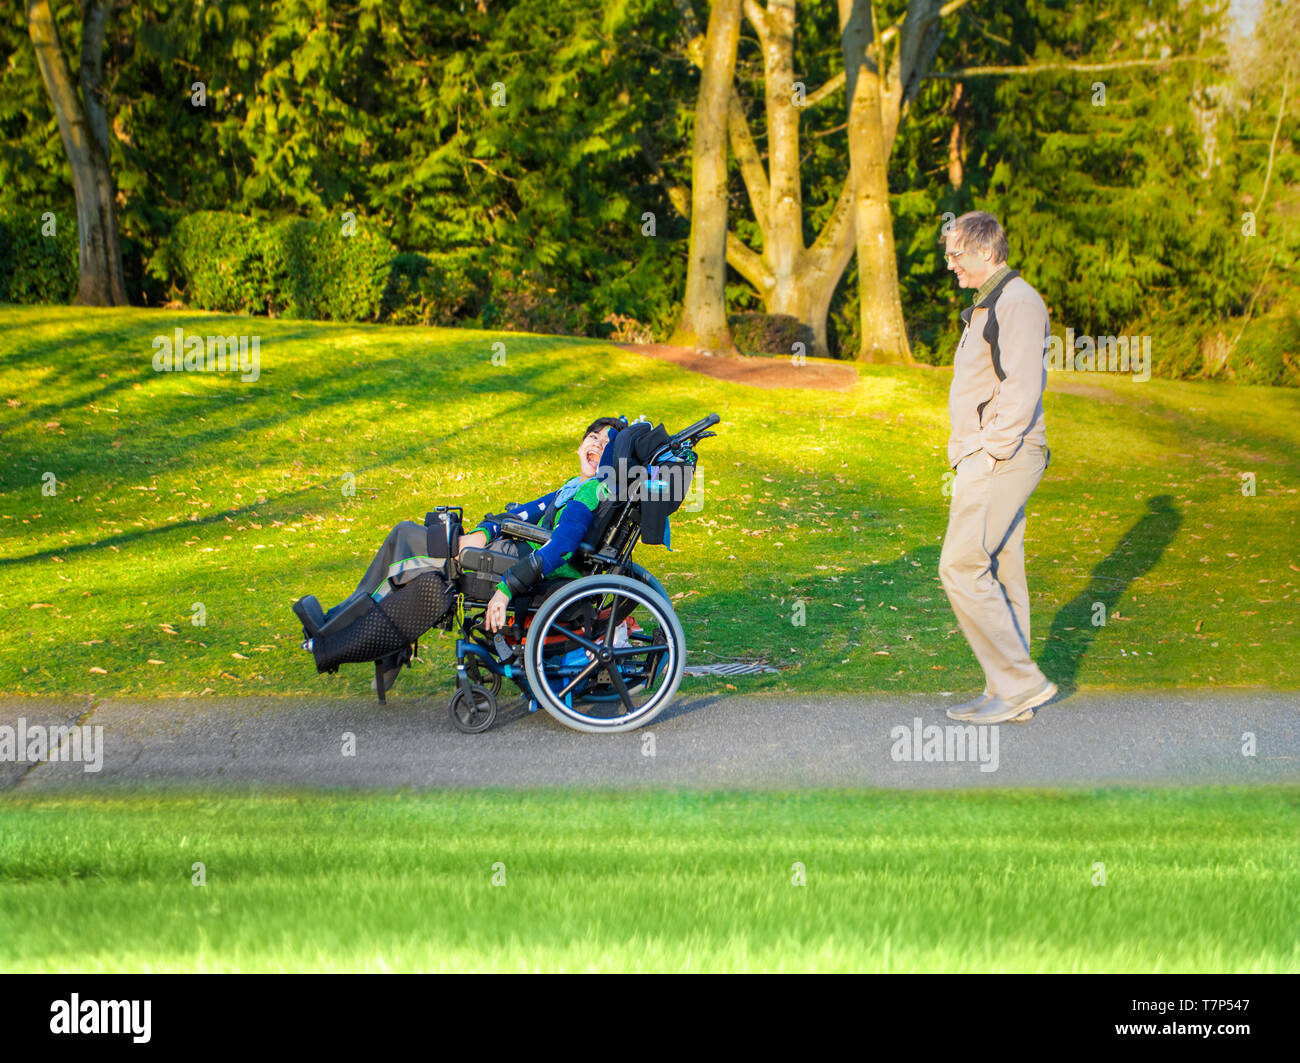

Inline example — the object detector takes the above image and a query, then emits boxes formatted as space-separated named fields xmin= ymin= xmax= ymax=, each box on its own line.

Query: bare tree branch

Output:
xmin=643 ymin=129 xmax=771 ymax=291
xmin=807 ymin=176 xmax=855 ymax=264
xmin=726 ymin=232 xmax=771 ymax=290
xmin=886 ymin=0 xmax=943 ymax=150
xmin=1257 ymin=69 xmax=1290 ymax=215
xmin=927 ymin=54 xmax=1225 ymax=79
xmin=1229 ymin=68 xmax=1293 ymax=357
xmin=805 ymin=0 xmax=971 ymax=106
xmin=728 ymin=90 xmax=771 ymax=237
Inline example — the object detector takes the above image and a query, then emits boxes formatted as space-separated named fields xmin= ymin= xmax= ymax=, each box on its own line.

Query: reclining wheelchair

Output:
xmin=293 ymin=414 xmax=719 ymax=734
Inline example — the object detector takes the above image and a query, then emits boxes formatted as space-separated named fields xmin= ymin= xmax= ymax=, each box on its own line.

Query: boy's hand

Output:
xmin=457 ymin=530 xmax=488 ymax=559
xmin=485 ymin=589 xmax=510 ymax=632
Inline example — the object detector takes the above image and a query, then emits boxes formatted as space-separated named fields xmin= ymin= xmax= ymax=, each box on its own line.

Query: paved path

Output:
xmin=2 ymin=689 xmax=1295 ymax=791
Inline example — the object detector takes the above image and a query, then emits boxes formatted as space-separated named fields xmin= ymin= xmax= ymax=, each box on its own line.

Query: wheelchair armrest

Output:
xmin=499 ymin=518 xmax=551 ymax=545
xmin=499 ymin=519 xmax=614 ymax=564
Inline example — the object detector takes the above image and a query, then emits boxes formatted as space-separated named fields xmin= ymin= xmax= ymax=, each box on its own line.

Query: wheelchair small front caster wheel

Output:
xmin=449 ymin=684 xmax=498 ymax=733
xmin=463 ymin=656 xmax=503 ymax=696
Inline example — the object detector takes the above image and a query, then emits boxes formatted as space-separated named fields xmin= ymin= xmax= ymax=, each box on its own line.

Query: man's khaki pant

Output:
xmin=939 ymin=442 xmax=1050 ymax=699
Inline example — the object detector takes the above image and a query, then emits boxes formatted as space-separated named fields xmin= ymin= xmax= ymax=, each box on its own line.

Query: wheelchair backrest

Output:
xmin=584 ymin=421 xmax=698 ymax=551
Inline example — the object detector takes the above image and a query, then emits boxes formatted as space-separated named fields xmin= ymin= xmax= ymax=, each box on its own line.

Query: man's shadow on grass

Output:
xmin=1040 ymin=494 xmax=1181 ymax=695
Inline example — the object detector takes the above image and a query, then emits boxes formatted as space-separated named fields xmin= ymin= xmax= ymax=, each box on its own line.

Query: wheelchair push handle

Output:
xmin=669 ymin=413 xmax=720 ymax=448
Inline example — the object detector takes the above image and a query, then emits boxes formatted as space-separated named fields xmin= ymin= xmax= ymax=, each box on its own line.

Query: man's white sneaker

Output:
xmin=946 ymin=691 xmax=993 ymax=721
xmin=968 ymin=680 xmax=1058 ymax=725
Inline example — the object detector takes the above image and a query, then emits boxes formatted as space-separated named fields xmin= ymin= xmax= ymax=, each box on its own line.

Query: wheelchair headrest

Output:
xmin=585 ymin=420 xmax=693 ymax=548
xmin=596 ymin=421 xmax=673 ymax=481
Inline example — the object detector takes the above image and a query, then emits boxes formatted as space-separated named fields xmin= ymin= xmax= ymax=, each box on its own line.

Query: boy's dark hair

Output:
xmin=583 ymin=416 xmax=625 ymax=439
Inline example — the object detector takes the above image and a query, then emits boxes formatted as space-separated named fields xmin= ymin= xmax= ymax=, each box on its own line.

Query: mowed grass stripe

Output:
xmin=1 ymin=788 xmax=1296 ymax=972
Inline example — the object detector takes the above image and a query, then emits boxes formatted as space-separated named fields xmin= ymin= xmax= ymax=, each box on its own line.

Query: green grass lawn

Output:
xmin=1 ymin=787 xmax=1295 ymax=973
xmin=0 ymin=305 xmax=1296 ymax=699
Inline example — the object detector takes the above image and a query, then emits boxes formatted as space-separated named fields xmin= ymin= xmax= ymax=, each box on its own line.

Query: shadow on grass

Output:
xmin=1040 ymin=494 xmax=1181 ymax=693
xmin=0 ymin=323 xmax=641 ymax=569
xmin=0 ymin=390 xmax=541 ymax=569
xmin=749 ymin=494 xmax=1180 ymax=696
xmin=758 ymin=542 xmax=957 ymax=691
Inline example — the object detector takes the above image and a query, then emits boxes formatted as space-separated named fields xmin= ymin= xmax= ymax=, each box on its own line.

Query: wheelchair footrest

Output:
xmin=308 ymin=572 xmax=454 ymax=675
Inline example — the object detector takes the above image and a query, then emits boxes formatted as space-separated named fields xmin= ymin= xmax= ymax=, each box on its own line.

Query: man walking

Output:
xmin=939 ymin=212 xmax=1057 ymax=724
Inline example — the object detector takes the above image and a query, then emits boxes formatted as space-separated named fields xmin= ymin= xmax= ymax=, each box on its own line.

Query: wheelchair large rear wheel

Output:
xmin=523 ymin=574 xmax=685 ymax=733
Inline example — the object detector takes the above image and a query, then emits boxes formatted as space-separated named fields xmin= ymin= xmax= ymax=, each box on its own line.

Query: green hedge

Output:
xmin=160 ymin=211 xmax=393 ymax=322
xmin=0 ymin=209 xmax=78 ymax=304
xmin=160 ymin=212 xmax=266 ymax=314
xmin=381 ymin=249 xmax=490 ymax=326
xmin=728 ymin=312 xmax=816 ymax=357
xmin=1230 ymin=309 xmax=1300 ymax=387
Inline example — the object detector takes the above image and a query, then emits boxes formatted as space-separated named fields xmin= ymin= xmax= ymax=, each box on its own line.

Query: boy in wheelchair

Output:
xmin=459 ymin=415 xmax=625 ymax=634
xmin=293 ymin=416 xmax=625 ymax=695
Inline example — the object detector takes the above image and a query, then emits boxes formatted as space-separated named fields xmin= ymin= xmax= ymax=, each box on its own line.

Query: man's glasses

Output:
xmin=944 ymin=249 xmax=970 ymax=264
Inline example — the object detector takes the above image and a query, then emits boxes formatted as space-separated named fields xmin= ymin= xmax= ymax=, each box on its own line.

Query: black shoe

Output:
xmin=292 ymin=595 xmax=326 ymax=639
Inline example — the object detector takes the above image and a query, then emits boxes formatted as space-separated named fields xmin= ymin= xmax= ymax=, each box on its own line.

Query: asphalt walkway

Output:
xmin=2 ymin=689 xmax=1295 ymax=790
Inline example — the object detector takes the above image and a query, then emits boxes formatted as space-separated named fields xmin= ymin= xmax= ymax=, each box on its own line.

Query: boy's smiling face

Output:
xmin=577 ymin=427 xmax=612 ymax=479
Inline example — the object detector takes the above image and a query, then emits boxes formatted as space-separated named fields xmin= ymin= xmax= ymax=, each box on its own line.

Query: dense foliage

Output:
xmin=0 ymin=207 xmax=77 ymax=303
xmin=0 ymin=0 xmax=1294 ymax=380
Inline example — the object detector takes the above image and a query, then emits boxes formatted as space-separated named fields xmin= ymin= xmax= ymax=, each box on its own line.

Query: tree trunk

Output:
xmin=670 ymin=0 xmax=946 ymax=359
xmin=839 ymin=0 xmax=912 ymax=363
xmin=717 ymin=1 xmax=856 ymax=358
xmin=27 ymin=0 xmax=127 ymax=306
xmin=946 ymin=82 xmax=964 ymax=188
xmin=761 ymin=185 xmax=856 ymax=358
xmin=761 ymin=0 xmax=802 ymax=307
xmin=670 ymin=0 xmax=743 ymax=355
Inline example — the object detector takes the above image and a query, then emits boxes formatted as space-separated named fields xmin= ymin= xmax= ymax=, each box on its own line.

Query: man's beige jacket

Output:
xmin=947 ymin=269 xmax=1049 ymax=469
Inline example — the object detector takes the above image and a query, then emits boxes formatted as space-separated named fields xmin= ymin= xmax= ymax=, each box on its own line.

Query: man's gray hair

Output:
xmin=944 ymin=211 xmax=1009 ymax=263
